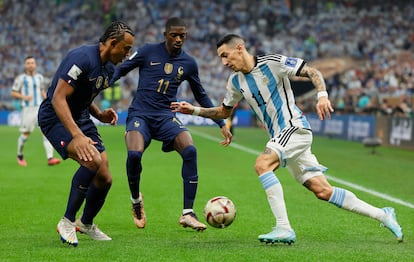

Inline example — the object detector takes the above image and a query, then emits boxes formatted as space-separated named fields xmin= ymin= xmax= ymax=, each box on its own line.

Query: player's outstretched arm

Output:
xmin=171 ymin=101 xmax=233 ymax=146
xmin=171 ymin=101 xmax=232 ymax=119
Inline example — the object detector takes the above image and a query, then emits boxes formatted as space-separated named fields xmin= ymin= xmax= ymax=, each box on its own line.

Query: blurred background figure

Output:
xmin=11 ymin=56 xmax=61 ymax=166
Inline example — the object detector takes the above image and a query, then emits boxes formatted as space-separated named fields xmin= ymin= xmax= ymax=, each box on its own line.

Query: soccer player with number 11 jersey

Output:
xmin=171 ymin=34 xmax=403 ymax=244
xmin=111 ymin=17 xmax=232 ymax=231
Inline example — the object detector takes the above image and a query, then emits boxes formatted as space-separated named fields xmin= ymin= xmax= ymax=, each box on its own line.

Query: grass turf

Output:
xmin=0 ymin=125 xmax=413 ymax=262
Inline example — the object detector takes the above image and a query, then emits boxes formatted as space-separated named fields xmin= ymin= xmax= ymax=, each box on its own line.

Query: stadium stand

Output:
xmin=0 ymin=0 xmax=413 ymax=116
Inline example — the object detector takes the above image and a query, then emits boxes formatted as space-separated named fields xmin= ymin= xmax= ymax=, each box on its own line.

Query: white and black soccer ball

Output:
xmin=203 ymin=196 xmax=236 ymax=228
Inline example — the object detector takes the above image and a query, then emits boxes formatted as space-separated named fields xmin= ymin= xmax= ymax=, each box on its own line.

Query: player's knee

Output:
xmin=95 ymin=173 xmax=112 ymax=189
xmin=93 ymin=155 xmax=104 ymax=170
xmin=304 ymin=177 xmax=334 ymax=201
xmin=82 ymin=158 xmax=102 ymax=172
xmin=76 ymin=149 xmax=103 ymax=171
xmin=181 ymin=145 xmax=197 ymax=161
xmin=254 ymin=162 xmax=263 ymax=175
xmin=313 ymin=186 xmax=333 ymax=201
xmin=254 ymin=157 xmax=278 ymax=176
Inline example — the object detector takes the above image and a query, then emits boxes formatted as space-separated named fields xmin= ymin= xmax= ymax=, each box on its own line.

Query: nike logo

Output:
xmin=79 ymin=185 xmax=88 ymax=190
xmin=150 ymin=61 xmax=161 ymax=66
xmin=89 ymin=77 xmax=97 ymax=81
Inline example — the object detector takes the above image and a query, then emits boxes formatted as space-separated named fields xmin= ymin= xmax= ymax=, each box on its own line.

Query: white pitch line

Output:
xmin=191 ymin=128 xmax=414 ymax=209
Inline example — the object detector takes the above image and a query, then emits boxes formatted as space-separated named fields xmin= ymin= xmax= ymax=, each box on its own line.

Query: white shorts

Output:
xmin=19 ymin=106 xmax=40 ymax=133
xmin=266 ymin=127 xmax=327 ymax=184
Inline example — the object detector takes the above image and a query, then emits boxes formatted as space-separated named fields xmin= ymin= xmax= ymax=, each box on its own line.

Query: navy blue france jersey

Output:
xmin=112 ymin=42 xmax=224 ymax=126
xmin=39 ymin=44 xmax=115 ymax=125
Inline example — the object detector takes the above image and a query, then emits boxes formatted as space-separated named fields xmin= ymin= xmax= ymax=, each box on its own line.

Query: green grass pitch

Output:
xmin=0 ymin=125 xmax=413 ymax=261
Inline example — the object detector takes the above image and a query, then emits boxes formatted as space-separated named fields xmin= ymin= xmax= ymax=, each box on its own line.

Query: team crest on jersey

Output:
xmin=96 ymin=76 xmax=104 ymax=89
xmin=134 ymin=121 xmax=140 ymax=128
xmin=175 ymin=66 xmax=184 ymax=81
xmin=164 ymin=63 xmax=173 ymax=74
xmin=262 ymin=76 xmax=269 ymax=85
xmin=285 ymin=57 xmax=298 ymax=67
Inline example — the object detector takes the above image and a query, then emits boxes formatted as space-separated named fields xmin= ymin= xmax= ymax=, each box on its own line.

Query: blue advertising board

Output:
xmin=306 ymin=113 xmax=376 ymax=141
xmin=0 ymin=111 xmax=374 ymax=142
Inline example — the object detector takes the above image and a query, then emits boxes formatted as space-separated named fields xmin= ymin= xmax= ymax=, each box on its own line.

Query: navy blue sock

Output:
xmin=64 ymin=166 xmax=96 ymax=222
xmin=81 ymin=182 xmax=111 ymax=225
xmin=181 ymin=145 xmax=198 ymax=209
xmin=126 ymin=150 xmax=143 ymax=200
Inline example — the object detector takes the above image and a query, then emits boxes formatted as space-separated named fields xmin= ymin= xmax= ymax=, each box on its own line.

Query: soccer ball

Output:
xmin=203 ymin=196 xmax=236 ymax=228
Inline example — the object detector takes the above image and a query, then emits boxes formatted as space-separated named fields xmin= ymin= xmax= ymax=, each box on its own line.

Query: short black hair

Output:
xmin=24 ymin=55 xmax=35 ymax=61
xmin=165 ymin=17 xmax=186 ymax=31
xmin=100 ymin=21 xmax=134 ymax=43
xmin=216 ymin=34 xmax=244 ymax=49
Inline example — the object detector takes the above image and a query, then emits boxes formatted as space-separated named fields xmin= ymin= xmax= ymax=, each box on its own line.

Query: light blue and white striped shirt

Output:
xmin=223 ymin=53 xmax=311 ymax=137
xmin=12 ymin=73 xmax=46 ymax=108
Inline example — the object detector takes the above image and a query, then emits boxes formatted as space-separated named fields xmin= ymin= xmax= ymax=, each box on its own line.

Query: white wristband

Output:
xmin=192 ymin=106 xmax=201 ymax=116
xmin=317 ymin=91 xmax=328 ymax=99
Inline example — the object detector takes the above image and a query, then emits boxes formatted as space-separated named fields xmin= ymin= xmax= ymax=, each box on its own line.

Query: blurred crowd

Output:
xmin=0 ymin=0 xmax=413 ymax=117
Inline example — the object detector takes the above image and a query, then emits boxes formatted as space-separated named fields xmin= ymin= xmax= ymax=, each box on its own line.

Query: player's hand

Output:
xmin=170 ymin=101 xmax=194 ymax=115
xmin=98 ymin=108 xmax=118 ymax=125
xmin=220 ymin=126 xmax=233 ymax=147
xmin=24 ymin=95 xmax=33 ymax=101
xmin=316 ymin=97 xmax=334 ymax=120
xmin=71 ymin=134 xmax=98 ymax=161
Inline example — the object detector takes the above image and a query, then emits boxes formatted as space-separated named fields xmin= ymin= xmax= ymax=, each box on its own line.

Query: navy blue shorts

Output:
xmin=125 ymin=113 xmax=188 ymax=152
xmin=40 ymin=119 xmax=105 ymax=160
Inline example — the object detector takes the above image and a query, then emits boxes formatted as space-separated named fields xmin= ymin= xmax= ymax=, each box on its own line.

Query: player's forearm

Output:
xmin=193 ymin=95 xmax=227 ymax=127
xmin=89 ymin=103 xmax=101 ymax=119
xmin=11 ymin=91 xmax=25 ymax=100
xmin=300 ymin=65 xmax=327 ymax=93
xmin=310 ymin=69 xmax=327 ymax=93
xmin=52 ymin=97 xmax=83 ymax=138
xmin=197 ymin=106 xmax=231 ymax=120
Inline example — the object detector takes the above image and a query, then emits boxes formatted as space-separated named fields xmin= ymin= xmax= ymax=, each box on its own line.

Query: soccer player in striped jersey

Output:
xmin=11 ymin=56 xmax=61 ymax=167
xmin=111 ymin=17 xmax=232 ymax=231
xmin=38 ymin=21 xmax=135 ymax=246
xmin=171 ymin=34 xmax=403 ymax=244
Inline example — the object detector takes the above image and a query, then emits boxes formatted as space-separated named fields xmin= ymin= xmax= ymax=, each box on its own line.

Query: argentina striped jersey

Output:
xmin=222 ymin=53 xmax=311 ymax=137
xmin=12 ymin=73 xmax=46 ymax=108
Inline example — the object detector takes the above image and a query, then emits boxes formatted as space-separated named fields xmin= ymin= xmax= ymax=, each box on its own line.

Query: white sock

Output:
xmin=17 ymin=135 xmax=27 ymax=155
xmin=183 ymin=209 xmax=193 ymax=215
xmin=329 ymin=187 xmax=384 ymax=220
xmin=43 ymin=136 xmax=54 ymax=159
xmin=131 ymin=195 xmax=141 ymax=204
xmin=259 ymin=171 xmax=291 ymax=230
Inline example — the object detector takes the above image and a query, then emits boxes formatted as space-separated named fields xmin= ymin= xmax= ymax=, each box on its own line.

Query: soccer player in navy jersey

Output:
xmin=111 ymin=17 xmax=232 ymax=231
xmin=38 ymin=21 xmax=135 ymax=246
xmin=171 ymin=34 xmax=403 ymax=243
